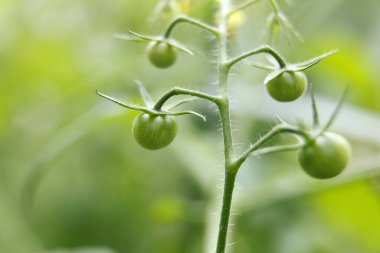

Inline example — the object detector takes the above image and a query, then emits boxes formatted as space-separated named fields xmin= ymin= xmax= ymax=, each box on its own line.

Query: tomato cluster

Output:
xmin=147 ymin=42 xmax=177 ymax=68
xmin=263 ymin=68 xmax=350 ymax=178
xmin=133 ymin=113 xmax=178 ymax=150
xmin=298 ymin=132 xmax=351 ymax=179
xmin=129 ymin=40 xmax=350 ymax=177
xmin=266 ymin=71 xmax=307 ymax=102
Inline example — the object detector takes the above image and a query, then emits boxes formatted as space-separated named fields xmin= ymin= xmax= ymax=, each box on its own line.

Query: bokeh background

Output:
xmin=1 ymin=0 xmax=380 ymax=253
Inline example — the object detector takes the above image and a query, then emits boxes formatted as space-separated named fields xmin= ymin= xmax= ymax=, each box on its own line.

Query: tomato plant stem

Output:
xmin=217 ymin=0 xmax=234 ymax=168
xmin=215 ymin=0 xmax=239 ymax=252
xmin=215 ymin=169 xmax=237 ymax=253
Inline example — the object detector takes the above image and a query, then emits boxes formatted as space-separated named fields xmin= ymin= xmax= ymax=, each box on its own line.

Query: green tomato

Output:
xmin=132 ymin=113 xmax=178 ymax=150
xmin=298 ymin=132 xmax=351 ymax=179
xmin=266 ymin=71 xmax=307 ymax=102
xmin=147 ymin=42 xmax=177 ymax=68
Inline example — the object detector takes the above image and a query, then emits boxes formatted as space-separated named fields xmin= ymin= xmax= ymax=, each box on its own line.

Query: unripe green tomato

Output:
xmin=266 ymin=71 xmax=307 ymax=102
xmin=132 ymin=113 xmax=178 ymax=150
xmin=298 ymin=132 xmax=351 ymax=179
xmin=147 ymin=42 xmax=177 ymax=68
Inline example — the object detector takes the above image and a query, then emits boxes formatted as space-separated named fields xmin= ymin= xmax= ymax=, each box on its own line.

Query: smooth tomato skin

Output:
xmin=298 ymin=132 xmax=351 ymax=179
xmin=132 ymin=113 xmax=178 ymax=150
xmin=147 ymin=42 xmax=177 ymax=68
xmin=266 ymin=71 xmax=307 ymax=102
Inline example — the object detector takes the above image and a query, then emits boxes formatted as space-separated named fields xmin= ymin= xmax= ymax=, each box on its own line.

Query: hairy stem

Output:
xmin=215 ymin=169 xmax=237 ymax=253
xmin=214 ymin=2 xmax=302 ymax=251
xmin=215 ymin=0 xmax=238 ymax=252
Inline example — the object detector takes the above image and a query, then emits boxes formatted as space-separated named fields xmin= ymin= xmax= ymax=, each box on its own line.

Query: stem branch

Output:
xmin=164 ymin=15 xmax=219 ymax=38
xmin=235 ymin=124 xmax=310 ymax=168
xmin=227 ymin=45 xmax=287 ymax=69
xmin=154 ymin=87 xmax=222 ymax=110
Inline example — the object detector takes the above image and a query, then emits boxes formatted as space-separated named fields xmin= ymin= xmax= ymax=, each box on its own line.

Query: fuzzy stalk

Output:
xmin=215 ymin=0 xmax=239 ymax=252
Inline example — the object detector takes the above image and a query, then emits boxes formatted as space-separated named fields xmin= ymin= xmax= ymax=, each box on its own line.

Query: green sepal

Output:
xmin=263 ymin=68 xmax=286 ymax=85
xmin=164 ymin=97 xmax=198 ymax=110
xmin=165 ymin=38 xmax=194 ymax=55
xmin=266 ymin=11 xmax=303 ymax=45
xmin=310 ymin=84 xmax=320 ymax=129
xmin=114 ymin=30 xmax=193 ymax=55
xmin=292 ymin=49 xmax=338 ymax=71
xmin=251 ymin=62 xmax=276 ymax=71
xmin=275 ymin=115 xmax=289 ymax=125
xmin=263 ymin=49 xmax=338 ymax=85
xmin=96 ymin=91 xmax=205 ymax=121
xmin=165 ymin=110 xmax=206 ymax=122
xmin=322 ymin=86 xmax=349 ymax=132
xmin=134 ymin=80 xmax=154 ymax=108
xmin=277 ymin=12 xmax=303 ymax=43
xmin=126 ymin=30 xmax=161 ymax=41
xmin=96 ymin=90 xmax=156 ymax=114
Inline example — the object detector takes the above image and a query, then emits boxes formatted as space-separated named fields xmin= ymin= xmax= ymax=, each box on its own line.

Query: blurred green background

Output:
xmin=1 ymin=0 xmax=380 ymax=252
